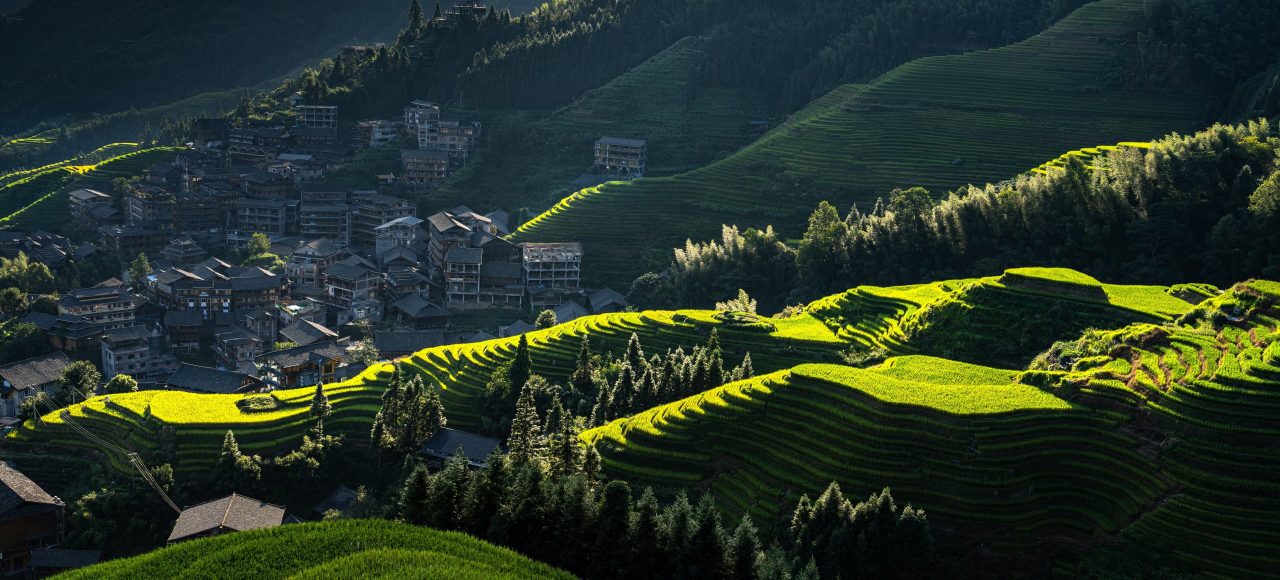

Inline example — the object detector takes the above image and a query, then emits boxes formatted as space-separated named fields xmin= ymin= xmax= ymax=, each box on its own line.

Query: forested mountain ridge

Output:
xmin=0 ymin=0 xmax=411 ymax=133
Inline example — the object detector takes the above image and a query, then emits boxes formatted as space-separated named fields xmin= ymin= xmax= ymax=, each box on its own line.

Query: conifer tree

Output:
xmin=582 ymin=443 xmax=601 ymax=484
xmin=399 ymin=465 xmax=432 ymax=524
xmin=685 ymin=494 xmax=729 ymax=579
xmin=507 ymin=381 xmax=542 ymax=463
xmin=310 ymin=382 xmax=331 ymax=420
xmin=509 ymin=334 xmax=532 ymax=396
xmin=408 ymin=0 xmax=424 ymax=28
xmin=728 ymin=514 xmax=762 ymax=580
xmin=630 ymin=488 xmax=667 ymax=578
xmin=625 ymin=333 xmax=646 ymax=375
xmin=593 ymin=481 xmax=633 ymax=577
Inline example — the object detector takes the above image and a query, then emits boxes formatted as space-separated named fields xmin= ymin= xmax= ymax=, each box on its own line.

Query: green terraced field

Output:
xmin=62 ymin=520 xmax=574 ymax=579
xmin=512 ymin=0 xmax=1210 ymax=287
xmin=582 ymin=279 xmax=1280 ymax=578
xmin=0 ymin=146 xmax=178 ymax=232
xmin=10 ymin=267 xmax=1199 ymax=474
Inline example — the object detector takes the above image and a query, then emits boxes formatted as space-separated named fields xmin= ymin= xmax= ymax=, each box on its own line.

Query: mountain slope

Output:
xmin=584 ymin=279 xmax=1280 ymax=578
xmin=512 ymin=0 xmax=1211 ymax=286
xmin=62 ymin=520 xmax=574 ymax=579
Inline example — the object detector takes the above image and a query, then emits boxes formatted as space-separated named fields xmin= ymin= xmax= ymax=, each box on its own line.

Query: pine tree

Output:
xmin=432 ymin=1 xmax=441 ymax=20
xmin=507 ymin=381 xmax=542 ymax=463
xmin=684 ymin=494 xmax=729 ymax=579
xmin=310 ymin=382 xmax=332 ymax=420
xmin=509 ymin=334 xmax=532 ymax=396
xmin=593 ymin=481 xmax=633 ymax=577
xmin=408 ymin=0 xmax=424 ymax=28
xmin=625 ymin=333 xmax=646 ymax=375
xmin=738 ymin=353 xmax=755 ymax=380
xmin=582 ymin=443 xmax=601 ymax=484
xmin=399 ymin=465 xmax=432 ymax=524
xmin=630 ymin=488 xmax=667 ymax=578
xmin=728 ymin=514 xmax=762 ymax=580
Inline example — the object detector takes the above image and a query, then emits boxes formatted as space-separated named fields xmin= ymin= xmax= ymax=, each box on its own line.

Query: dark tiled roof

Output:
xmin=311 ymin=485 xmax=356 ymax=515
xmin=261 ymin=340 xmax=345 ymax=368
xmin=279 ymin=320 xmax=338 ymax=346
xmin=420 ymin=428 xmax=502 ymax=465
xmin=596 ymin=136 xmax=647 ymax=147
xmin=0 ymin=463 xmax=62 ymax=518
xmin=374 ymin=216 xmax=423 ymax=229
xmin=401 ymin=148 xmax=449 ymax=160
xmin=393 ymin=295 xmax=448 ymax=319
xmin=103 ymin=325 xmax=150 ymax=343
xmin=168 ymin=493 xmax=285 ymax=542
xmin=445 ymin=247 xmax=482 ymax=265
xmin=589 ymin=287 xmax=628 ymax=312
xmin=499 ymin=320 xmax=535 ymax=337
xmin=427 ymin=212 xmax=465 ymax=233
xmin=324 ymin=261 xmax=373 ymax=282
xmin=0 ymin=351 xmax=71 ymax=391
xmin=293 ymin=238 xmax=341 ymax=257
xmin=17 ymin=311 xmax=57 ymax=331
xmin=229 ymin=276 xmax=284 ymax=291
xmin=374 ymin=330 xmax=446 ymax=354
xmin=164 ymin=310 xmax=204 ymax=327
xmin=166 ymin=363 xmax=252 ymax=394
xmin=28 ymin=549 xmax=101 ymax=569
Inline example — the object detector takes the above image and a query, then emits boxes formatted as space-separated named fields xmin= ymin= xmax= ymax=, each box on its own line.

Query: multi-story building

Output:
xmin=175 ymin=186 xmax=234 ymax=241
xmin=419 ymin=118 xmax=480 ymax=159
xmin=426 ymin=207 xmax=527 ymax=309
xmin=98 ymin=225 xmax=170 ymax=256
xmin=0 ymin=464 xmax=66 ymax=574
xmin=67 ymin=188 xmax=113 ymax=222
xmin=439 ymin=1 xmax=489 ymax=26
xmin=295 ymin=105 xmax=337 ymax=129
xmin=287 ymin=238 xmax=343 ymax=294
xmin=403 ymin=100 xmax=440 ymax=136
xmin=594 ymin=136 xmax=647 ymax=177
xmin=213 ymin=326 xmax=265 ymax=372
xmin=235 ymin=198 xmax=299 ymax=237
xmin=146 ymin=162 xmax=186 ymax=190
xmin=299 ymin=183 xmax=351 ymax=246
xmin=373 ymin=216 xmax=423 ymax=262
xmin=147 ymin=259 xmax=287 ymax=319
xmin=522 ymin=242 xmax=583 ymax=309
xmin=324 ymin=256 xmax=381 ymax=324
xmin=355 ymin=120 xmax=400 ymax=149
xmin=160 ymin=236 xmax=207 ymax=264
xmin=351 ymin=192 xmax=416 ymax=250
xmin=101 ymin=324 xmax=178 ymax=382
xmin=125 ymin=185 xmax=177 ymax=230
xmin=244 ymin=170 xmax=296 ymax=199
xmin=57 ymin=281 xmax=140 ymax=330
xmin=401 ymin=149 xmax=450 ymax=187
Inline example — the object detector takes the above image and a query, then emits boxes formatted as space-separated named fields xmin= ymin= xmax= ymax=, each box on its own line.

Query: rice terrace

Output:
xmin=0 ymin=0 xmax=1277 ymax=577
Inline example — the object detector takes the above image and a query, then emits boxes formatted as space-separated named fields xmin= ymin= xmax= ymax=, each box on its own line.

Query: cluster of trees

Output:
xmin=396 ymin=451 xmax=934 ymax=579
xmin=630 ymin=225 xmax=796 ymax=312
xmin=370 ymin=365 xmax=448 ymax=455
xmin=635 ymin=120 xmax=1280 ymax=310
xmin=482 ymin=332 xmax=753 ymax=441
xmin=208 ymin=388 xmax=343 ymax=497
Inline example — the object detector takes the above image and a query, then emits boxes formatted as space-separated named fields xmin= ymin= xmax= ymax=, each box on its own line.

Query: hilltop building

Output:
xmin=522 ymin=242 xmax=583 ymax=309
xmin=594 ymin=136 xmax=647 ymax=177
xmin=419 ymin=118 xmax=480 ymax=159
xmin=354 ymin=120 xmax=400 ymax=149
xmin=401 ymin=149 xmax=450 ymax=187
xmin=168 ymin=493 xmax=285 ymax=544
xmin=295 ymin=105 xmax=337 ymax=129
xmin=351 ymin=192 xmax=416 ymax=251
xmin=57 ymin=281 xmax=141 ymax=331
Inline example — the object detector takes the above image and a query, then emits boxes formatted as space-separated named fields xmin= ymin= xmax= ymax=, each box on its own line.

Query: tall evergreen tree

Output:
xmin=507 ymin=381 xmax=542 ymax=463
xmin=593 ymin=481 xmax=633 ymax=577
xmin=509 ymin=334 xmax=532 ymax=396
xmin=310 ymin=382 xmax=332 ymax=420
xmin=728 ymin=514 xmax=762 ymax=580
xmin=408 ymin=0 xmax=424 ymax=28
xmin=399 ymin=465 xmax=432 ymax=524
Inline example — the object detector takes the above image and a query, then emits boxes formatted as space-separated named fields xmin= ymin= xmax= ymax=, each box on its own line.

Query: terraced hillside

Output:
xmin=445 ymin=36 xmax=768 ymax=208
xmin=10 ymin=267 xmax=1198 ymax=473
xmin=63 ymin=520 xmax=574 ymax=579
xmin=513 ymin=0 xmax=1210 ymax=286
xmin=0 ymin=145 xmax=178 ymax=232
xmin=583 ymin=278 xmax=1280 ymax=578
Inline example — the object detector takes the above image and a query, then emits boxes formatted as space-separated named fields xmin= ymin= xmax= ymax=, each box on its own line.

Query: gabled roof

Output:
xmin=67 ymin=188 xmax=110 ymax=202
xmin=164 ymin=309 xmax=204 ymax=327
xmin=589 ymin=287 xmax=628 ymax=312
xmin=279 ymin=319 xmax=339 ymax=346
xmin=0 ymin=351 xmax=71 ymax=391
xmin=168 ymin=493 xmax=285 ymax=542
xmin=293 ymin=238 xmax=341 ymax=257
xmin=379 ymin=246 xmax=419 ymax=265
xmin=499 ymin=319 xmax=535 ymax=337
xmin=427 ymin=212 xmax=467 ymax=233
xmin=260 ymin=340 xmax=346 ymax=369
xmin=445 ymin=247 xmax=482 ymax=265
xmin=0 ymin=463 xmax=62 ymax=518
xmin=17 ymin=311 xmax=57 ymax=331
xmin=553 ymin=300 xmax=592 ymax=323
xmin=312 ymin=485 xmax=357 ymax=516
xmin=465 ymin=330 xmax=495 ymax=343
xmin=375 ymin=216 xmax=424 ymax=230
xmin=166 ymin=363 xmax=253 ymax=394
xmin=374 ymin=330 xmax=446 ymax=354
xmin=392 ymin=294 xmax=449 ymax=319
xmin=420 ymin=428 xmax=502 ymax=466
xmin=596 ymin=136 xmax=647 ymax=147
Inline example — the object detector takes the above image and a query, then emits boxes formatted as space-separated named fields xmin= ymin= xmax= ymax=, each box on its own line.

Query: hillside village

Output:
xmin=0 ymin=91 xmax=643 ymax=422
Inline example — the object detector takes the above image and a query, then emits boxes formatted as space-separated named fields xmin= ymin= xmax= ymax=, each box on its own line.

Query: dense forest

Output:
xmin=634 ymin=120 xmax=1280 ymax=311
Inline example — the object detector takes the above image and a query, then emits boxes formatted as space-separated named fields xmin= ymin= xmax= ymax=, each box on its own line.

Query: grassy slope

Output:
xmin=8 ymin=267 xmax=1196 ymax=473
xmin=62 ymin=520 xmax=574 ymax=579
xmin=583 ymin=279 xmax=1280 ymax=578
xmin=0 ymin=146 xmax=180 ymax=233
xmin=512 ymin=0 xmax=1210 ymax=286
xmin=442 ymin=35 xmax=768 ymax=209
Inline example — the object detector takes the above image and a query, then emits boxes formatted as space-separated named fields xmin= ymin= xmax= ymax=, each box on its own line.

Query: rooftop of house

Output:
xmin=103 ymin=324 xmax=153 ymax=344
xmin=279 ymin=319 xmax=339 ymax=346
xmin=445 ymin=247 xmax=483 ymax=265
xmin=166 ymin=363 xmax=253 ymax=395
xmin=401 ymin=148 xmax=450 ymax=160
xmin=375 ymin=215 xmax=424 ymax=230
xmin=0 ymin=351 xmax=71 ymax=391
xmin=311 ymin=485 xmax=357 ymax=516
xmin=259 ymin=339 xmax=346 ymax=369
xmin=67 ymin=188 xmax=111 ymax=202
xmin=293 ymin=238 xmax=342 ymax=257
xmin=499 ymin=319 xmax=536 ymax=337
xmin=392 ymin=294 xmax=449 ymax=319
xmin=521 ymin=242 xmax=584 ymax=262
xmin=421 ymin=428 xmax=502 ymax=465
xmin=596 ymin=136 xmax=648 ymax=148
xmin=167 ymin=493 xmax=286 ymax=543
xmin=28 ymin=548 xmax=102 ymax=570
xmin=0 ymin=462 xmax=62 ymax=519
xmin=589 ymin=287 xmax=628 ymax=312
xmin=374 ymin=330 xmax=447 ymax=354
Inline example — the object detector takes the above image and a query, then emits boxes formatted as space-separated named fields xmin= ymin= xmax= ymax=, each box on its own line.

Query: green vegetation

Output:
xmin=62 ymin=520 xmax=574 ymax=579
xmin=582 ymin=278 xmax=1280 ymax=577
xmin=0 ymin=146 xmax=178 ymax=233
xmin=513 ymin=0 xmax=1213 ymax=286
